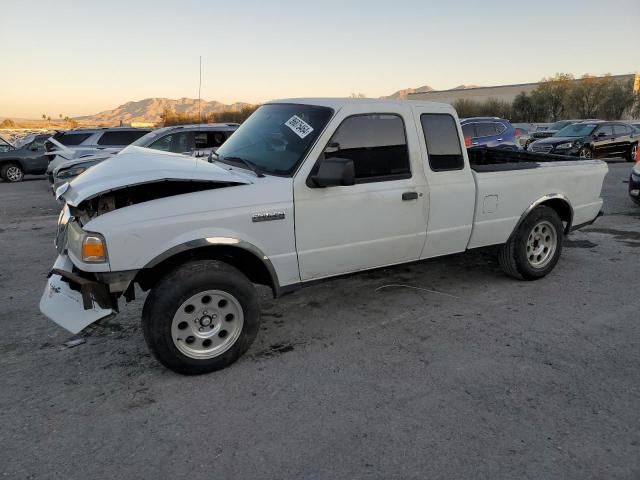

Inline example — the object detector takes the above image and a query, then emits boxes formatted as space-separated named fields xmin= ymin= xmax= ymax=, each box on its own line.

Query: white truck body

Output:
xmin=40 ymin=99 xmax=607 ymax=374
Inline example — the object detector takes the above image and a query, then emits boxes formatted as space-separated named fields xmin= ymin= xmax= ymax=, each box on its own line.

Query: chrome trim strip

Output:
xmin=513 ymin=193 xmax=574 ymax=236
xmin=144 ymin=237 xmax=281 ymax=296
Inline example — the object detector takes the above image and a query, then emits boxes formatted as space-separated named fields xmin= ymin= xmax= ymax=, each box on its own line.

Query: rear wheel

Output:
xmin=498 ymin=205 xmax=563 ymax=280
xmin=0 ymin=163 xmax=24 ymax=182
xmin=142 ymin=260 xmax=260 ymax=375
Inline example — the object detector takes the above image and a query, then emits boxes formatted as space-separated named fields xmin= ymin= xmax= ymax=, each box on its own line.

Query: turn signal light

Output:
xmin=82 ymin=236 xmax=106 ymax=262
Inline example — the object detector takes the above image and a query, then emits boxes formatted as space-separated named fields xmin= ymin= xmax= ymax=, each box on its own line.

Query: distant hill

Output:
xmin=381 ymin=85 xmax=434 ymax=100
xmin=75 ymin=97 xmax=253 ymax=125
xmin=381 ymin=84 xmax=482 ymax=100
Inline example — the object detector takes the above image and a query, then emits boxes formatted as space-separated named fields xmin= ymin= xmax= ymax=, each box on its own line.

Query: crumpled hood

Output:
xmin=59 ymin=146 xmax=252 ymax=206
xmin=53 ymin=153 xmax=115 ymax=175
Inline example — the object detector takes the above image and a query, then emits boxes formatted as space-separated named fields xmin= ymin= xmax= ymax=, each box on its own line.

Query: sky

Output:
xmin=1 ymin=0 xmax=639 ymax=119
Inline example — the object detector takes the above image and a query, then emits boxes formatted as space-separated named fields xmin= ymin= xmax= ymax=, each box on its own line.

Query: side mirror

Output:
xmin=323 ymin=142 xmax=341 ymax=154
xmin=311 ymin=158 xmax=355 ymax=187
xmin=597 ymin=131 xmax=607 ymax=138
xmin=30 ymin=145 xmax=39 ymax=151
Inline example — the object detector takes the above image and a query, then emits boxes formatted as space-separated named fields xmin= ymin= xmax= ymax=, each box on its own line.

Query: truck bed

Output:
xmin=468 ymin=147 xmax=584 ymax=172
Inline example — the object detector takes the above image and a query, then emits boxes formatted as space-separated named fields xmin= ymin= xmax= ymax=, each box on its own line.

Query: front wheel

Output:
xmin=142 ymin=260 xmax=261 ymax=375
xmin=0 ymin=163 xmax=24 ymax=182
xmin=498 ymin=205 xmax=563 ymax=280
xmin=578 ymin=147 xmax=593 ymax=159
xmin=628 ymin=143 xmax=638 ymax=162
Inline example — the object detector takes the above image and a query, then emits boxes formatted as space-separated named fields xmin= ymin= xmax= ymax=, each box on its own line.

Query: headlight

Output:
xmin=67 ymin=222 xmax=108 ymax=263
xmin=57 ymin=166 xmax=87 ymax=179
xmin=555 ymin=142 xmax=573 ymax=149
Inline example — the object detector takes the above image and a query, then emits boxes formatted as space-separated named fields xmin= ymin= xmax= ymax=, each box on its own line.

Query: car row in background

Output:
xmin=528 ymin=121 xmax=639 ymax=161
xmin=523 ymin=119 xmax=598 ymax=149
xmin=50 ymin=123 xmax=238 ymax=190
xmin=45 ymin=127 xmax=153 ymax=176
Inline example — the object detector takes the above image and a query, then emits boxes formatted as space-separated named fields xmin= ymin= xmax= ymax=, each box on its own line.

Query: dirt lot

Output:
xmin=1 ymin=165 xmax=639 ymax=480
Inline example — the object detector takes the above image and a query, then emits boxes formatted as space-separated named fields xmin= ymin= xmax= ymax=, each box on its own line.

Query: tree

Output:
xmin=531 ymin=73 xmax=574 ymax=121
xmin=566 ymin=74 xmax=610 ymax=118
xmin=0 ymin=118 xmax=16 ymax=128
xmin=349 ymin=93 xmax=367 ymax=98
xmin=452 ymin=99 xmax=481 ymax=118
xmin=598 ymin=78 xmax=635 ymax=120
xmin=42 ymin=114 xmax=46 ymax=121
xmin=59 ymin=114 xmax=63 ymax=119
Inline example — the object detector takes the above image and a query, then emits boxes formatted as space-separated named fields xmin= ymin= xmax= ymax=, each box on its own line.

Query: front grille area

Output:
xmin=530 ymin=144 xmax=553 ymax=154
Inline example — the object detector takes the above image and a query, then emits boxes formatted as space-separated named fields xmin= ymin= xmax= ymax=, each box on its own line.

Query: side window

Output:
xmin=476 ymin=122 xmax=497 ymax=137
xmin=420 ymin=114 xmax=465 ymax=172
xmin=462 ymin=124 xmax=476 ymax=139
xmin=597 ymin=125 xmax=614 ymax=136
xmin=58 ymin=133 xmax=92 ymax=145
xmin=494 ymin=122 xmax=507 ymax=135
xmin=613 ymin=124 xmax=629 ymax=135
xmin=321 ymin=114 xmax=410 ymax=182
xmin=194 ymin=131 xmax=228 ymax=149
xmin=31 ymin=138 xmax=46 ymax=150
xmin=97 ymin=130 xmax=149 ymax=146
xmin=149 ymin=132 xmax=193 ymax=153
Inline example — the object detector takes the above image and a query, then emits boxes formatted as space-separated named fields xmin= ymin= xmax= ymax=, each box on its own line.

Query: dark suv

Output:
xmin=460 ymin=117 xmax=519 ymax=150
xmin=0 ymin=134 xmax=50 ymax=182
xmin=528 ymin=121 xmax=639 ymax=161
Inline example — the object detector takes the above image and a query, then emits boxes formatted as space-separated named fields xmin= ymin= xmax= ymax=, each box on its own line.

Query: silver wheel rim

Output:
xmin=580 ymin=148 xmax=591 ymax=159
xmin=171 ymin=290 xmax=244 ymax=360
xmin=526 ymin=220 xmax=557 ymax=269
xmin=6 ymin=166 xmax=23 ymax=181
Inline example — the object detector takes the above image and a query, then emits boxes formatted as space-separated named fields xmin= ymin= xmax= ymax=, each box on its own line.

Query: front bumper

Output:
xmin=39 ymin=255 xmax=115 ymax=334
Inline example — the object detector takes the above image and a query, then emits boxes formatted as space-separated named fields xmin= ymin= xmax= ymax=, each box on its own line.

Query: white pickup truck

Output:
xmin=40 ymin=99 xmax=607 ymax=374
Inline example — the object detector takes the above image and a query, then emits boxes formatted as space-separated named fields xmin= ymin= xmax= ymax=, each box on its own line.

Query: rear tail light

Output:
xmin=464 ymin=137 xmax=471 ymax=147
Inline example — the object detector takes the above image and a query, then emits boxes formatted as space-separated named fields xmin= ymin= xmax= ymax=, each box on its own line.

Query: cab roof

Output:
xmin=268 ymin=97 xmax=454 ymax=112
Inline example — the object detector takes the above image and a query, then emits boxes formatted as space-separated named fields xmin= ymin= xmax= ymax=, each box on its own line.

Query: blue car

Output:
xmin=461 ymin=117 xmax=519 ymax=150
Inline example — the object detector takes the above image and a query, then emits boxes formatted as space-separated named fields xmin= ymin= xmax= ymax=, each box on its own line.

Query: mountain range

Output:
xmin=73 ymin=84 xmax=483 ymax=124
xmin=75 ymin=97 xmax=252 ymax=124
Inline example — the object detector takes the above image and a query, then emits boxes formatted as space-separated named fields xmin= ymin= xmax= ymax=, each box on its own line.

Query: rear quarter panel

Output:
xmin=467 ymin=160 xmax=607 ymax=248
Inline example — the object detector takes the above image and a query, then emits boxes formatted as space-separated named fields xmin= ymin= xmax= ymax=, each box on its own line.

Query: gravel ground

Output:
xmin=1 ymin=164 xmax=639 ymax=480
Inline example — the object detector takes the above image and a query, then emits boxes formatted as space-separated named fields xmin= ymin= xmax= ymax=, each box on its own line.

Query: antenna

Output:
xmin=198 ymin=56 xmax=202 ymax=124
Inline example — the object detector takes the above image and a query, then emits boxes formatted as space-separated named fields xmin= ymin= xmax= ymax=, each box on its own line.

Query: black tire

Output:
xmin=142 ymin=260 xmax=260 ymax=375
xmin=0 ymin=163 xmax=24 ymax=182
xmin=627 ymin=143 xmax=638 ymax=162
xmin=578 ymin=146 xmax=593 ymax=159
xmin=631 ymin=196 xmax=640 ymax=207
xmin=498 ymin=205 xmax=563 ymax=280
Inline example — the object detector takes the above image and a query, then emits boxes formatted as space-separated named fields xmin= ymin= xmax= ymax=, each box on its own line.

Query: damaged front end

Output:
xmin=41 ymin=148 xmax=253 ymax=334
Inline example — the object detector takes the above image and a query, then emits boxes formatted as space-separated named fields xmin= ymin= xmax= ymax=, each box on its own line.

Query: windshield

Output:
xmin=549 ymin=120 xmax=573 ymax=131
xmin=14 ymin=134 xmax=37 ymax=149
xmin=214 ymin=103 xmax=333 ymax=175
xmin=129 ymin=127 xmax=174 ymax=147
xmin=555 ymin=123 xmax=597 ymax=137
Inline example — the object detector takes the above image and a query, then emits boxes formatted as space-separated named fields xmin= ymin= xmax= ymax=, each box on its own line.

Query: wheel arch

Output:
xmin=135 ymin=238 xmax=281 ymax=297
xmin=513 ymin=194 xmax=574 ymax=236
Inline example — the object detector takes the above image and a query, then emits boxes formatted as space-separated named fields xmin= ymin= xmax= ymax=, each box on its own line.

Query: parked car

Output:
xmin=40 ymin=98 xmax=607 ymax=375
xmin=460 ymin=117 xmax=519 ymax=149
xmin=630 ymin=121 xmax=640 ymax=131
xmin=528 ymin=121 xmax=639 ymax=161
xmin=51 ymin=123 xmax=238 ymax=190
xmin=0 ymin=134 xmax=14 ymax=153
xmin=524 ymin=119 xmax=599 ymax=149
xmin=0 ymin=134 xmax=50 ymax=182
xmin=630 ymin=161 xmax=640 ymax=206
xmin=45 ymin=127 xmax=152 ymax=178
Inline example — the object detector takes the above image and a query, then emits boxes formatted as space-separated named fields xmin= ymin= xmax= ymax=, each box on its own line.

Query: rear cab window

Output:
xmin=194 ymin=131 xmax=230 ymax=149
xmin=420 ymin=114 xmax=465 ymax=171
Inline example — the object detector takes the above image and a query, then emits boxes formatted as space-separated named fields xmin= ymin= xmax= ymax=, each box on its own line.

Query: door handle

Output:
xmin=402 ymin=191 xmax=419 ymax=201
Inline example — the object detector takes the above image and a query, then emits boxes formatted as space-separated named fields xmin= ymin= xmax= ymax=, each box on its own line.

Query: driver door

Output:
xmin=293 ymin=107 xmax=428 ymax=281
xmin=23 ymin=137 xmax=48 ymax=173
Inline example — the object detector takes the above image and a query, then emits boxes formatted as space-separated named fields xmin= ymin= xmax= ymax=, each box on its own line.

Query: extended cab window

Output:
xmin=421 ymin=114 xmax=465 ymax=171
xmin=97 ymin=130 xmax=149 ymax=146
xmin=322 ymin=114 xmax=410 ymax=182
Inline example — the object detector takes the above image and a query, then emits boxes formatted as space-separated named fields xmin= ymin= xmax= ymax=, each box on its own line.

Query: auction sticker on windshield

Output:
xmin=285 ymin=115 xmax=314 ymax=139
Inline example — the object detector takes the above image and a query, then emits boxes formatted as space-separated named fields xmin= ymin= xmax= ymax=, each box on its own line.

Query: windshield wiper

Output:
xmin=219 ymin=155 xmax=265 ymax=178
